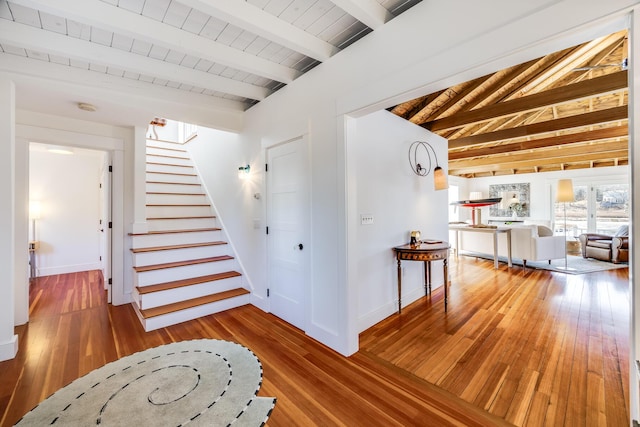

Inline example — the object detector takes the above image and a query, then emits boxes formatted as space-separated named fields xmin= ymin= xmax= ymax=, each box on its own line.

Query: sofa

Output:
xmin=578 ymin=225 xmax=629 ymax=263
xmin=453 ymin=224 xmax=566 ymax=268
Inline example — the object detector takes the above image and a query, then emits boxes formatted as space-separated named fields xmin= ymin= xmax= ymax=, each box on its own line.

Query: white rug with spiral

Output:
xmin=16 ymin=339 xmax=276 ymax=426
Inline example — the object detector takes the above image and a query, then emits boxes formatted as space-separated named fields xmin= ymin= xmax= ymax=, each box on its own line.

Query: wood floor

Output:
xmin=0 ymin=257 xmax=629 ymax=426
xmin=361 ymin=257 xmax=630 ymax=426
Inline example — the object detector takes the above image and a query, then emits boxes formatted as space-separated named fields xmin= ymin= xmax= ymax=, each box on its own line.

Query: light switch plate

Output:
xmin=360 ymin=214 xmax=374 ymax=225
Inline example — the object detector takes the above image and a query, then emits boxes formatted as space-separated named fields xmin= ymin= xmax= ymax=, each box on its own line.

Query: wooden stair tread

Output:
xmin=147 ymin=153 xmax=190 ymax=160
xmin=147 ymin=162 xmax=193 ymax=168
xmin=129 ymin=227 xmax=221 ymax=236
xmin=133 ymin=255 xmax=234 ymax=272
xmin=146 ymin=203 xmax=210 ymax=207
xmin=146 ymin=171 xmax=197 ymax=177
xmin=146 ymin=181 xmax=200 ymax=186
xmin=147 ymin=216 xmax=216 ymax=220
xmin=140 ymin=288 xmax=249 ymax=319
xmin=146 ymin=138 xmax=184 ymax=145
xmin=147 ymin=192 xmax=206 ymax=196
xmin=136 ymin=271 xmax=241 ymax=294
xmin=146 ymin=144 xmax=187 ymax=153
xmin=131 ymin=241 xmax=227 ymax=253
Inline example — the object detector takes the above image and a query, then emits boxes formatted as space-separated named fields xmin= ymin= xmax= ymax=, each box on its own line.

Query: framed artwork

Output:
xmin=489 ymin=183 xmax=530 ymax=217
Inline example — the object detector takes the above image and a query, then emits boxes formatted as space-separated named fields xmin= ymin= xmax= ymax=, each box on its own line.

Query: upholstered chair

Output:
xmin=612 ymin=235 xmax=629 ymax=264
xmin=579 ymin=225 xmax=629 ymax=263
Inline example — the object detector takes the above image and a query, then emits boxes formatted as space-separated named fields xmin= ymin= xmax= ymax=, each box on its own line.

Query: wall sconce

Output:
xmin=238 ymin=164 xmax=250 ymax=179
xmin=408 ymin=141 xmax=448 ymax=191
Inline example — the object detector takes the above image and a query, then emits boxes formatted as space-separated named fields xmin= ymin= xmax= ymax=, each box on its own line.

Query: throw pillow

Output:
xmin=537 ymin=225 xmax=553 ymax=237
xmin=615 ymin=225 xmax=629 ymax=236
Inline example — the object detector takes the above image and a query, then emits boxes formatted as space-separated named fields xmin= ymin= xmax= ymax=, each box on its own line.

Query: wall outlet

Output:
xmin=360 ymin=214 xmax=374 ymax=225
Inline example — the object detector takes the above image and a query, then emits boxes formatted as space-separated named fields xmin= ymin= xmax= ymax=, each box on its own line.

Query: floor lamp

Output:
xmin=29 ymin=200 xmax=41 ymax=280
xmin=556 ymin=179 xmax=574 ymax=270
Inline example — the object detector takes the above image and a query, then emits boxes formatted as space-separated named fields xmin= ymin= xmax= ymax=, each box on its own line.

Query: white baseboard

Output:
xmin=37 ymin=262 xmax=102 ymax=277
xmin=358 ymin=286 xmax=440 ymax=333
xmin=0 ymin=334 xmax=18 ymax=361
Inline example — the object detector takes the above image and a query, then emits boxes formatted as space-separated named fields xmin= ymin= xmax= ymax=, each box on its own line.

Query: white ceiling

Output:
xmin=0 ymin=0 xmax=421 ymax=128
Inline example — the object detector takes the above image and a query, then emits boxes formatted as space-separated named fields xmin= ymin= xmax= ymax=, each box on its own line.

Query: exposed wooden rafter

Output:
xmin=390 ymin=29 xmax=629 ymax=177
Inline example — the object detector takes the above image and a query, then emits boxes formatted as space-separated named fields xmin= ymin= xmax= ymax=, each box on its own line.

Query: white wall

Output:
xmin=352 ymin=110 xmax=449 ymax=331
xmin=183 ymin=127 xmax=267 ymax=307
xmin=0 ymin=78 xmax=18 ymax=361
xmin=29 ymin=147 xmax=105 ymax=276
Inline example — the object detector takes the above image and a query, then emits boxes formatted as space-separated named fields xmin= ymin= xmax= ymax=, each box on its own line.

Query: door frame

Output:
xmin=16 ymin=124 xmax=125 ymax=324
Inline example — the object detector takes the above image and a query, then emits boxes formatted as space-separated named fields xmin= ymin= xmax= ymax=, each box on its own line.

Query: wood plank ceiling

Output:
xmin=0 ymin=0 xmax=422 ymax=113
xmin=390 ymin=30 xmax=629 ymax=178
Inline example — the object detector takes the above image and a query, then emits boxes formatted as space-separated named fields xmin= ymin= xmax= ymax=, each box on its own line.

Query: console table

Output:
xmin=393 ymin=241 xmax=450 ymax=314
xmin=449 ymin=225 xmax=512 ymax=269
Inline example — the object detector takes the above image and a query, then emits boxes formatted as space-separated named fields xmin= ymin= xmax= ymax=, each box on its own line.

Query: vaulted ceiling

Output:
xmin=0 ymin=0 xmax=421 ymax=126
xmin=390 ymin=29 xmax=629 ymax=178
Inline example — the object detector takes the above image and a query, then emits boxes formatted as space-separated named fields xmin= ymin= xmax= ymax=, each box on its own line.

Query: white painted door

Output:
xmin=267 ymin=137 xmax=309 ymax=330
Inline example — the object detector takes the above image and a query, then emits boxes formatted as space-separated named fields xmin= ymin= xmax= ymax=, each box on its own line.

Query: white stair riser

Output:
xmin=147 ymin=217 xmax=217 ymax=231
xmin=132 ymin=244 xmax=230 ymax=267
xmin=147 ymin=163 xmax=195 ymax=175
xmin=146 ymin=140 xmax=186 ymax=150
xmin=146 ymin=154 xmax=192 ymax=167
xmin=146 ymin=172 xmax=199 ymax=185
xmin=130 ymin=230 xmax=222 ymax=248
xmin=137 ymin=276 xmax=243 ymax=309
xmin=135 ymin=259 xmax=237 ymax=287
xmin=146 ymin=193 xmax=208 ymax=205
xmin=146 ymin=205 xmax=212 ymax=217
xmin=139 ymin=294 xmax=250 ymax=331
xmin=146 ymin=182 xmax=202 ymax=194
xmin=146 ymin=146 xmax=187 ymax=157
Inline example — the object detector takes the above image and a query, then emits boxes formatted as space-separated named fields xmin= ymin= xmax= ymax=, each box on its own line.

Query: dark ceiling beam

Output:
xmin=448 ymin=126 xmax=628 ymax=160
xmin=447 ymin=105 xmax=627 ymax=149
xmin=424 ymin=71 xmax=627 ymax=132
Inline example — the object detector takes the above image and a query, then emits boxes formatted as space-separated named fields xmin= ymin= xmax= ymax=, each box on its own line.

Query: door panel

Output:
xmin=267 ymin=137 xmax=309 ymax=329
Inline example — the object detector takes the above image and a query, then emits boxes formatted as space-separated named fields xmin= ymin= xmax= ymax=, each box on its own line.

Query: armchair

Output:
xmin=579 ymin=225 xmax=629 ymax=263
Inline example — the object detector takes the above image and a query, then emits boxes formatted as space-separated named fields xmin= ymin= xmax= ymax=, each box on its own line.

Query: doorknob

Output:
xmin=298 ymin=243 xmax=304 ymax=250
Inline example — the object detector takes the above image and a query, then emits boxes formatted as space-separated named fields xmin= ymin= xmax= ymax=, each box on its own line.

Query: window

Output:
xmin=554 ymin=180 xmax=629 ymax=237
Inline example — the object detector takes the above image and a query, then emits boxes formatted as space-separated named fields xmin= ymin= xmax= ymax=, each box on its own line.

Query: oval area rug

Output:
xmin=16 ymin=339 xmax=276 ymax=426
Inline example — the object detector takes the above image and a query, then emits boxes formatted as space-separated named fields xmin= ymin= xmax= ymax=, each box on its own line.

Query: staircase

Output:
xmin=130 ymin=139 xmax=250 ymax=331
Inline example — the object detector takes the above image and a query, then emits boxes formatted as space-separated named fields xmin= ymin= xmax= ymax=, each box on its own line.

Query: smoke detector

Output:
xmin=77 ymin=102 xmax=97 ymax=112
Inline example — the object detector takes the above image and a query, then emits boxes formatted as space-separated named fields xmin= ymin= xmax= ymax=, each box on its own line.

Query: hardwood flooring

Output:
xmin=0 ymin=257 xmax=629 ymax=426
xmin=361 ymin=257 xmax=630 ymax=426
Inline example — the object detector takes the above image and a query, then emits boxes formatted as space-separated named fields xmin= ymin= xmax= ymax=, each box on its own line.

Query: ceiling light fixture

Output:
xmin=77 ymin=102 xmax=97 ymax=112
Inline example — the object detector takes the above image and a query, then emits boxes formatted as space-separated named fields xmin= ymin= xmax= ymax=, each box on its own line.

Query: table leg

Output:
xmin=397 ymin=257 xmax=402 ymax=314
xmin=424 ymin=261 xmax=432 ymax=295
xmin=506 ymin=229 xmax=512 ymax=267
xmin=444 ymin=257 xmax=448 ymax=312
xmin=493 ymin=231 xmax=499 ymax=269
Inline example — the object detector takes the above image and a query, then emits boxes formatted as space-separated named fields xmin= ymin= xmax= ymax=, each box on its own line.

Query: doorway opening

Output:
xmin=29 ymin=142 xmax=112 ymax=302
